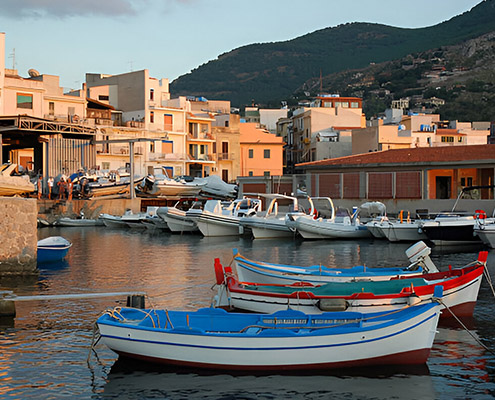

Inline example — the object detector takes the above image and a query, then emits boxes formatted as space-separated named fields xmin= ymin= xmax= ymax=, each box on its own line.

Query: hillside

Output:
xmin=170 ymin=0 xmax=495 ymax=107
xmin=301 ymin=31 xmax=495 ymax=121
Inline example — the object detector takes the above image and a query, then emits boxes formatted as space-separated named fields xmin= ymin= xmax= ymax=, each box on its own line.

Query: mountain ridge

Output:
xmin=170 ymin=0 xmax=495 ymax=107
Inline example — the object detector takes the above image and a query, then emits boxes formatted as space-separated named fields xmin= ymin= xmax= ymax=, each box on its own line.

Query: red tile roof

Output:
xmin=298 ymin=144 xmax=495 ymax=168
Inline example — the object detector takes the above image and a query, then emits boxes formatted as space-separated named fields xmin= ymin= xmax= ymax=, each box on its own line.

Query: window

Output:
xmin=164 ymin=114 xmax=173 ymax=131
xmin=150 ymin=89 xmax=154 ymax=101
xmin=248 ymin=149 xmax=254 ymax=158
xmin=98 ymin=95 xmax=109 ymax=101
xmin=458 ymin=137 xmax=463 ymax=143
xmin=102 ymin=162 xmax=110 ymax=170
xmin=264 ymin=171 xmax=270 ymax=177
xmin=150 ymin=141 xmax=155 ymax=152
xmin=150 ymin=111 xmax=154 ymax=123
xmin=249 ymin=171 xmax=253 ymax=177
xmin=341 ymin=102 xmax=349 ymax=108
xmin=49 ymin=102 xmax=54 ymax=116
xmin=264 ymin=149 xmax=270 ymax=158
xmin=441 ymin=136 xmax=454 ymax=143
xmin=17 ymin=93 xmax=33 ymax=109
xmin=351 ymin=102 xmax=359 ymax=108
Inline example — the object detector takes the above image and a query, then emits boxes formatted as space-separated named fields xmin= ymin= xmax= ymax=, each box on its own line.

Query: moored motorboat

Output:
xmin=291 ymin=199 xmax=372 ymax=240
xmin=213 ymin=251 xmax=487 ymax=318
xmin=156 ymin=199 xmax=202 ymax=233
xmin=376 ymin=211 xmax=429 ymax=242
xmin=232 ymin=241 xmax=439 ymax=285
xmin=197 ymin=198 xmax=261 ymax=237
xmin=240 ymin=194 xmax=304 ymax=239
xmin=37 ymin=236 xmax=72 ymax=263
xmin=100 ymin=213 xmax=129 ymax=228
xmin=96 ymin=294 xmax=442 ymax=371
xmin=474 ymin=211 xmax=495 ymax=248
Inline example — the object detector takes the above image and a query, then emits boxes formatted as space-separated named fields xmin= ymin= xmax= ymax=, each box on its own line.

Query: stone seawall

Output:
xmin=0 ymin=198 xmax=38 ymax=275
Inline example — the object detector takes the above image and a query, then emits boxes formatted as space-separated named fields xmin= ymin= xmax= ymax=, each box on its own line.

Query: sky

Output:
xmin=0 ymin=0 xmax=484 ymax=91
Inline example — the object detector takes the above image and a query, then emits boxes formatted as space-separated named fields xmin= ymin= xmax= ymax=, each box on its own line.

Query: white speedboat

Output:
xmin=156 ymin=200 xmax=202 ymax=233
xmin=291 ymin=199 xmax=371 ymax=240
xmin=0 ymin=163 xmax=35 ymax=196
xmin=100 ymin=212 xmax=131 ymax=228
xmin=176 ymin=175 xmax=238 ymax=199
xmin=240 ymin=194 xmax=303 ymax=239
xmin=56 ymin=216 xmax=104 ymax=227
xmin=137 ymin=174 xmax=204 ymax=197
xmin=474 ymin=211 xmax=495 ymax=248
xmin=197 ymin=198 xmax=261 ymax=237
xmin=369 ymin=211 xmax=428 ymax=242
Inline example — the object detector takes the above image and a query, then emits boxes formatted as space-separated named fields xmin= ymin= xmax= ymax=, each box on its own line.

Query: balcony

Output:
xmin=187 ymin=132 xmax=214 ymax=141
xmin=187 ymin=154 xmax=214 ymax=162
xmin=148 ymin=153 xmax=189 ymax=162
xmin=216 ymin=152 xmax=235 ymax=161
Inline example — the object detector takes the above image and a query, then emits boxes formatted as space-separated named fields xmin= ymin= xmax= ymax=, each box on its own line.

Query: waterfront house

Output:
xmin=239 ymin=123 xmax=284 ymax=178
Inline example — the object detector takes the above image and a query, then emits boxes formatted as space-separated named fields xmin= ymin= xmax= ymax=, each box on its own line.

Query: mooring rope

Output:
xmin=483 ymin=268 xmax=495 ymax=298
xmin=436 ymin=298 xmax=495 ymax=356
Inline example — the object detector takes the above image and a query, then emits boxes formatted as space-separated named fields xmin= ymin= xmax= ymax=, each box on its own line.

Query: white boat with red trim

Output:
xmin=213 ymin=251 xmax=487 ymax=318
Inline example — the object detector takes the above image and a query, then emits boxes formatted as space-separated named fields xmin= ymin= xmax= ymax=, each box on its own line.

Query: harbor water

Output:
xmin=1 ymin=227 xmax=495 ymax=399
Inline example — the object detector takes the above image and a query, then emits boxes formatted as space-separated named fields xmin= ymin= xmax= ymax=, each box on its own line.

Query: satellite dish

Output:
xmin=28 ymin=69 xmax=40 ymax=77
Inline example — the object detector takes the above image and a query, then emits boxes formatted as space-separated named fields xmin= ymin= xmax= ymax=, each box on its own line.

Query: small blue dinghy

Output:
xmin=37 ymin=236 xmax=72 ymax=263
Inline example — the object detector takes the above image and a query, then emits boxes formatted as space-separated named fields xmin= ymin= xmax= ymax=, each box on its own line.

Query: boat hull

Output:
xmin=474 ymin=226 xmax=495 ymax=248
xmin=197 ymin=213 xmax=241 ymax=237
xmin=97 ymin=305 xmax=440 ymax=371
xmin=295 ymin=216 xmax=372 ymax=239
xmin=380 ymin=223 xmax=428 ymax=242
xmin=37 ymin=236 xmax=72 ymax=263
xmin=218 ymin=264 xmax=484 ymax=318
xmin=158 ymin=208 xmax=198 ymax=232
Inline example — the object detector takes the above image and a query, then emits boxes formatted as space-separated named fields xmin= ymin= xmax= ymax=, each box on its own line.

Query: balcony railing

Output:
xmin=148 ymin=153 xmax=189 ymax=161
xmin=188 ymin=154 xmax=214 ymax=162
xmin=187 ymin=132 xmax=214 ymax=140
xmin=216 ymin=152 xmax=235 ymax=161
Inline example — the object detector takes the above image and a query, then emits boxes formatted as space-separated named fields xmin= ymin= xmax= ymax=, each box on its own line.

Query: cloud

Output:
xmin=1 ymin=0 xmax=145 ymax=19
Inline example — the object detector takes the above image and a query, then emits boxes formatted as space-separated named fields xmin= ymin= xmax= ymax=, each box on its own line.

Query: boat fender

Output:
xmin=407 ymin=295 xmax=422 ymax=306
xmin=475 ymin=209 xmax=486 ymax=224
xmin=214 ymin=258 xmax=225 ymax=285
xmin=318 ymin=298 xmax=348 ymax=312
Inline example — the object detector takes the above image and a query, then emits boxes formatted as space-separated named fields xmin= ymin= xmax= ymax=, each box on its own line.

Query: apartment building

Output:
xmin=287 ymin=95 xmax=365 ymax=170
xmin=0 ymin=33 xmax=95 ymax=179
xmin=239 ymin=123 xmax=284 ymax=177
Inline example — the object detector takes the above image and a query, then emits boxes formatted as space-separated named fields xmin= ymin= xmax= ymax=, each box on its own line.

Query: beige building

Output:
xmin=240 ymin=123 xmax=284 ymax=177
xmin=351 ymin=114 xmax=490 ymax=155
xmin=352 ymin=121 xmax=412 ymax=154
xmin=288 ymin=95 xmax=365 ymax=169
xmin=0 ymin=32 xmax=95 ymax=179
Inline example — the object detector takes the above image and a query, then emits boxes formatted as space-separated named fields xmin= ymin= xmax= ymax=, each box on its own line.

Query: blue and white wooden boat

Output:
xmin=232 ymin=241 xmax=439 ymax=285
xmin=37 ymin=236 xmax=72 ymax=263
xmin=97 ymin=291 xmax=442 ymax=371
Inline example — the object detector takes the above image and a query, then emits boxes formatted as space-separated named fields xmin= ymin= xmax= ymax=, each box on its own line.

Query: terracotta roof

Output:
xmin=298 ymin=144 xmax=495 ymax=168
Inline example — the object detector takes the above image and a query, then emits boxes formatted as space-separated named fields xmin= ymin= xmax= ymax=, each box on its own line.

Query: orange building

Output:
xmin=239 ymin=123 xmax=284 ymax=177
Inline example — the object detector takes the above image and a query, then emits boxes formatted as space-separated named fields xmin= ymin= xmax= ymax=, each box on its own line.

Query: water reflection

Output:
xmin=103 ymin=359 xmax=436 ymax=400
xmin=0 ymin=227 xmax=491 ymax=399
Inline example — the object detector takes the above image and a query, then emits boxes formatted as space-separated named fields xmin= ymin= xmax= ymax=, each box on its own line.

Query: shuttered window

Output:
xmin=368 ymin=172 xmax=393 ymax=199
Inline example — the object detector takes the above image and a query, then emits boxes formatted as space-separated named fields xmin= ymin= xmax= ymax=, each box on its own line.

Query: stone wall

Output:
xmin=0 ymin=198 xmax=38 ymax=275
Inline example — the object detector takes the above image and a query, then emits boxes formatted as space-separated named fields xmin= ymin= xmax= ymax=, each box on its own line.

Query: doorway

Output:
xmin=435 ymin=176 xmax=451 ymax=199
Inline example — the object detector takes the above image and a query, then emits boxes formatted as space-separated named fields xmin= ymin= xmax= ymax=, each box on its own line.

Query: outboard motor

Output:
xmin=405 ymin=241 xmax=439 ymax=273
